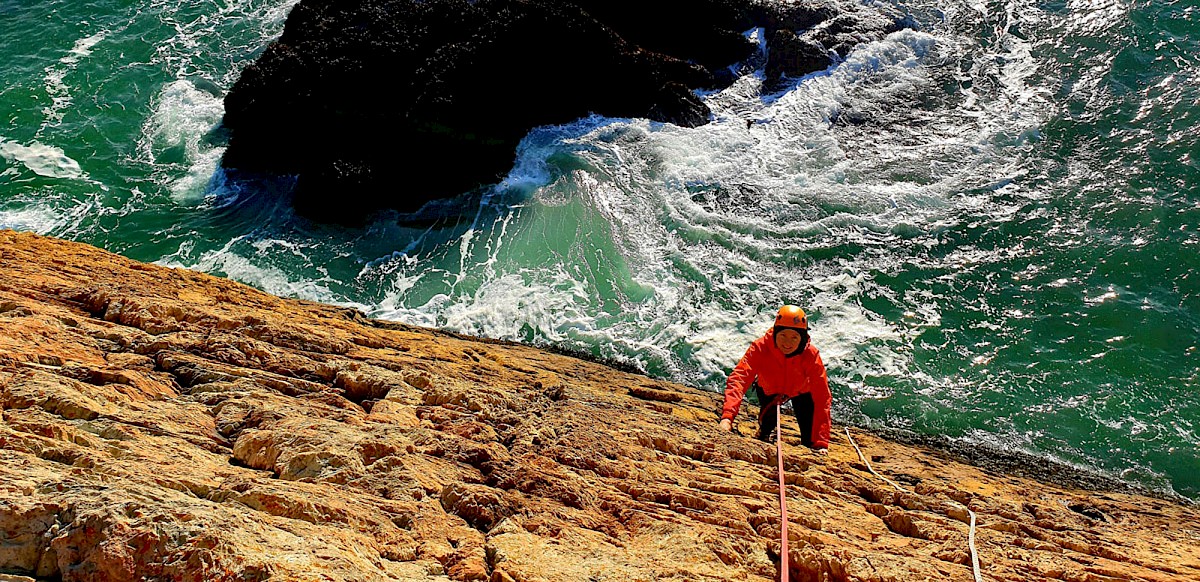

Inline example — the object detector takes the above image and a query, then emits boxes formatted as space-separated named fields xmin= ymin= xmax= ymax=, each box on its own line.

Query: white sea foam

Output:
xmin=61 ymin=32 xmax=107 ymax=64
xmin=687 ymin=305 xmax=764 ymax=381
xmin=256 ymin=0 xmax=303 ymax=30
xmin=156 ymin=235 xmax=343 ymax=304
xmin=0 ymin=207 xmax=64 ymax=234
xmin=0 ymin=197 xmax=98 ymax=238
xmin=171 ymin=148 xmax=225 ymax=203
xmin=441 ymin=270 xmax=595 ymax=340
xmin=140 ymin=79 xmax=227 ymax=202
xmin=40 ymin=32 xmax=107 ymax=128
xmin=0 ymin=137 xmax=84 ymax=180
xmin=808 ymin=270 xmax=906 ymax=369
xmin=145 ymin=80 xmax=225 ymax=155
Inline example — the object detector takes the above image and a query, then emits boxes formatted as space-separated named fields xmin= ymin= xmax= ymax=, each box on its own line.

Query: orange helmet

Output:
xmin=774 ymin=305 xmax=808 ymax=330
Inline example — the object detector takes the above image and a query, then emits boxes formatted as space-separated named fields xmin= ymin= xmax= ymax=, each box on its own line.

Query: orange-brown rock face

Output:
xmin=1 ymin=230 xmax=1198 ymax=582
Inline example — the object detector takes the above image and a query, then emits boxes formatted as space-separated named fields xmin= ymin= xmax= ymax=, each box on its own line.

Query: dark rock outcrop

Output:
xmin=766 ymin=30 xmax=833 ymax=91
xmin=220 ymin=0 xmax=907 ymax=222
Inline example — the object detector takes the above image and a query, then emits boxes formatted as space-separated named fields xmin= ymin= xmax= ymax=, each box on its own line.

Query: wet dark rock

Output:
xmin=220 ymin=0 xmax=909 ymax=223
xmin=1068 ymin=501 xmax=1108 ymax=522
xmin=765 ymin=29 xmax=833 ymax=91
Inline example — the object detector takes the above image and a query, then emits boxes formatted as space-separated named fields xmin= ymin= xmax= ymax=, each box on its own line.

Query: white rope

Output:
xmin=844 ymin=426 xmax=909 ymax=493
xmin=844 ymin=427 xmax=983 ymax=582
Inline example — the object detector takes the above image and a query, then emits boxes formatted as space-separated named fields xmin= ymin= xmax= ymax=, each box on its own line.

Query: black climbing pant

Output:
xmin=753 ymin=384 xmax=815 ymax=447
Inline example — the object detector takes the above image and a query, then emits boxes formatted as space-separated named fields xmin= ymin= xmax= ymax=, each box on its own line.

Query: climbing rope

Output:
xmin=844 ymin=427 xmax=983 ymax=582
xmin=844 ymin=426 xmax=907 ymax=492
xmin=775 ymin=404 xmax=790 ymax=582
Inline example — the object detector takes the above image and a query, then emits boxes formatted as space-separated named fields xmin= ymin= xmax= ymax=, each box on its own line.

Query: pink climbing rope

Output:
xmin=775 ymin=403 xmax=790 ymax=582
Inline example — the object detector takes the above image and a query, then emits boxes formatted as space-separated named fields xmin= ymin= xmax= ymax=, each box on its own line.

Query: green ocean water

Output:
xmin=2 ymin=0 xmax=1197 ymax=500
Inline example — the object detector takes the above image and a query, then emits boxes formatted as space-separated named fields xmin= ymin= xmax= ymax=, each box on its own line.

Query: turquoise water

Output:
xmin=2 ymin=0 xmax=1197 ymax=499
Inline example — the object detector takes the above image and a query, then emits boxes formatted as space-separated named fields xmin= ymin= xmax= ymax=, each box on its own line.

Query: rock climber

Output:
xmin=718 ymin=305 xmax=831 ymax=455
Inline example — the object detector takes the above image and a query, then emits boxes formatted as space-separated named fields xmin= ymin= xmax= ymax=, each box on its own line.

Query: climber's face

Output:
xmin=775 ymin=328 xmax=805 ymax=355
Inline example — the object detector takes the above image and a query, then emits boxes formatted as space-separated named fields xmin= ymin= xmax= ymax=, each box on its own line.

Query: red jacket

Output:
xmin=722 ymin=329 xmax=832 ymax=448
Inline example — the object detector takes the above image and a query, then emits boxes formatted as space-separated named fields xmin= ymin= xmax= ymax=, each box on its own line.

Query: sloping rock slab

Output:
xmin=6 ymin=230 xmax=1198 ymax=582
